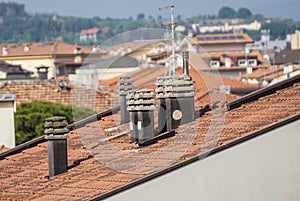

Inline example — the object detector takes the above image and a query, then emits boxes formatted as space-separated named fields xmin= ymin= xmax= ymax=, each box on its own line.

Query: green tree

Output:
xmin=218 ymin=6 xmax=236 ymax=19
xmin=137 ymin=13 xmax=145 ymax=20
xmin=237 ymin=7 xmax=252 ymax=19
xmin=15 ymin=101 xmax=96 ymax=145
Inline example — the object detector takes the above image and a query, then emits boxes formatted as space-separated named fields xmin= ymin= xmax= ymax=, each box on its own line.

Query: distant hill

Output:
xmin=0 ymin=2 xmax=300 ymax=46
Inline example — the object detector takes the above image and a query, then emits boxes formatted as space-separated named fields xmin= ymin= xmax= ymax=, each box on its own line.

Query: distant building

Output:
xmin=0 ymin=94 xmax=16 ymax=148
xmin=189 ymin=50 xmax=270 ymax=78
xmin=0 ymin=42 xmax=99 ymax=79
xmin=291 ymin=30 xmax=300 ymax=50
xmin=195 ymin=20 xmax=261 ymax=33
xmin=80 ymin=28 xmax=101 ymax=42
xmin=248 ymin=29 xmax=289 ymax=52
xmin=181 ymin=33 xmax=254 ymax=52
xmin=0 ymin=61 xmax=32 ymax=80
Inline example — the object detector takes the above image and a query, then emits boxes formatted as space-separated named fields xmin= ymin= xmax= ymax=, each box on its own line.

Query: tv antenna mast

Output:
xmin=159 ymin=5 xmax=176 ymax=75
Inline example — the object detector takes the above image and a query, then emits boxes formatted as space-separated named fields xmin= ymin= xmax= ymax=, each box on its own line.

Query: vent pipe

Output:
xmin=182 ymin=51 xmax=189 ymax=75
xmin=118 ymin=76 xmax=133 ymax=124
xmin=127 ymin=89 xmax=155 ymax=144
xmin=45 ymin=116 xmax=69 ymax=177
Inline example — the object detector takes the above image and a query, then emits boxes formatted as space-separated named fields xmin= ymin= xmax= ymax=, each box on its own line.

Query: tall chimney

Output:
xmin=156 ymin=77 xmax=167 ymax=134
xmin=183 ymin=51 xmax=189 ymax=75
xmin=118 ymin=76 xmax=133 ymax=124
xmin=45 ymin=116 xmax=69 ymax=177
xmin=128 ymin=89 xmax=155 ymax=144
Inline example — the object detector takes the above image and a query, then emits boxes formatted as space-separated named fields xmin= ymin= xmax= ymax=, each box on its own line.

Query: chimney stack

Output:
xmin=155 ymin=51 xmax=195 ymax=133
xmin=45 ymin=116 xmax=69 ymax=177
xmin=182 ymin=51 xmax=189 ymax=75
xmin=127 ymin=89 xmax=155 ymax=144
xmin=119 ymin=76 xmax=133 ymax=124
xmin=165 ymin=75 xmax=195 ymax=131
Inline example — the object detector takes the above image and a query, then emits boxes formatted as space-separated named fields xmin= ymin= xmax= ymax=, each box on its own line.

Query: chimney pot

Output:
xmin=183 ymin=51 xmax=189 ymax=75
xmin=119 ymin=76 xmax=133 ymax=124
xmin=45 ymin=116 xmax=69 ymax=177
xmin=127 ymin=89 xmax=155 ymax=144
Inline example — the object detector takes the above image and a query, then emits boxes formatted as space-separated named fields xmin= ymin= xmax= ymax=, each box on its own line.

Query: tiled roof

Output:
xmin=0 ymin=75 xmax=300 ymax=200
xmin=80 ymin=28 xmax=100 ymax=35
xmin=187 ymin=33 xmax=254 ymax=45
xmin=0 ymin=80 xmax=115 ymax=112
xmin=99 ymin=65 xmax=255 ymax=107
xmin=274 ymin=49 xmax=300 ymax=64
xmin=0 ymin=42 xmax=92 ymax=57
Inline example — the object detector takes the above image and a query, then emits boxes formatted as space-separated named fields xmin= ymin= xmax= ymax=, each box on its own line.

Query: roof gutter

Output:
xmin=88 ymin=112 xmax=300 ymax=201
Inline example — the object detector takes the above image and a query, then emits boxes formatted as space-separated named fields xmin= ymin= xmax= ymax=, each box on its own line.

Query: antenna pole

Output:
xmin=159 ymin=5 xmax=176 ymax=75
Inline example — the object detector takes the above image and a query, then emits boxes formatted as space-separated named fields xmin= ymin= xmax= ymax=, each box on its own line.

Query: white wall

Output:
xmin=107 ymin=119 xmax=300 ymax=201
xmin=0 ymin=100 xmax=15 ymax=148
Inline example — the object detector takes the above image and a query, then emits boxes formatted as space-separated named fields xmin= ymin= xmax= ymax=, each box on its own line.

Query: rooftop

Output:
xmin=1 ymin=73 xmax=299 ymax=200
xmin=0 ymin=42 xmax=93 ymax=57
xmin=187 ymin=33 xmax=254 ymax=45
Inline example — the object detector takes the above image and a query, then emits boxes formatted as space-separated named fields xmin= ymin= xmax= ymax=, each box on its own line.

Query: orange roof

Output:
xmin=0 ymin=42 xmax=93 ymax=57
xmin=187 ymin=33 xmax=254 ymax=45
xmin=1 ymin=76 xmax=299 ymax=200
xmin=80 ymin=28 xmax=100 ymax=35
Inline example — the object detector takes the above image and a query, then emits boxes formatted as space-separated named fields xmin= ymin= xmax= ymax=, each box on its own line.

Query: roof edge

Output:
xmin=88 ymin=113 xmax=300 ymax=201
xmin=0 ymin=136 xmax=45 ymax=160
xmin=227 ymin=74 xmax=300 ymax=110
xmin=67 ymin=105 xmax=120 ymax=130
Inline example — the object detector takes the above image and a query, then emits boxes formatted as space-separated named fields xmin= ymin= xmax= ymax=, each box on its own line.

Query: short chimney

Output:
xmin=36 ymin=66 xmax=49 ymax=80
xmin=127 ymin=89 xmax=155 ymax=144
xmin=45 ymin=116 xmax=69 ymax=177
xmin=119 ymin=76 xmax=133 ymax=124
xmin=2 ymin=46 xmax=8 ymax=56
xmin=24 ymin=45 xmax=30 ymax=52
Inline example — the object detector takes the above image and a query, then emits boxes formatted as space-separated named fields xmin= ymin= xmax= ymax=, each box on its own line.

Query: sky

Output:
xmin=2 ymin=0 xmax=300 ymax=20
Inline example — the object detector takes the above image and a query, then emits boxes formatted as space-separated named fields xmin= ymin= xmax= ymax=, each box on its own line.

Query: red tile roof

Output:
xmin=0 ymin=42 xmax=92 ymax=57
xmin=80 ymin=28 xmax=101 ymax=35
xmin=1 ymin=75 xmax=299 ymax=199
xmin=0 ymin=80 xmax=115 ymax=112
xmin=99 ymin=65 xmax=257 ymax=108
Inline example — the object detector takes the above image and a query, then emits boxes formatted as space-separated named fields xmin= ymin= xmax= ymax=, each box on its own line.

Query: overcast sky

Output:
xmin=2 ymin=0 xmax=300 ymax=20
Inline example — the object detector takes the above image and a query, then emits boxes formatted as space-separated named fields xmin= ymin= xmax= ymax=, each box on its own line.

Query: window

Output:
xmin=248 ymin=59 xmax=257 ymax=66
xmin=210 ymin=60 xmax=220 ymax=68
xmin=238 ymin=59 xmax=247 ymax=66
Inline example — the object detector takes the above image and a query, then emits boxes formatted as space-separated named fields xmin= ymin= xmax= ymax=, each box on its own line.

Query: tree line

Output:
xmin=0 ymin=2 xmax=300 ymax=45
